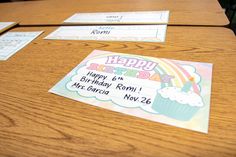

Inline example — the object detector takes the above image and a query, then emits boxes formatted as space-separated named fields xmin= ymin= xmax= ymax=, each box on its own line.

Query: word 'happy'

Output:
xmin=105 ymin=55 xmax=157 ymax=71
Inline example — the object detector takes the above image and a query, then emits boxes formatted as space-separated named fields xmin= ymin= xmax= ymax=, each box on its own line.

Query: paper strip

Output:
xmin=45 ymin=25 xmax=167 ymax=42
xmin=64 ymin=11 xmax=169 ymax=24
xmin=0 ymin=22 xmax=17 ymax=34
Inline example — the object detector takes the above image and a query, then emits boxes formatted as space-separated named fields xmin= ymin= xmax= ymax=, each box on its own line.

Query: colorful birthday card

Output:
xmin=49 ymin=50 xmax=213 ymax=133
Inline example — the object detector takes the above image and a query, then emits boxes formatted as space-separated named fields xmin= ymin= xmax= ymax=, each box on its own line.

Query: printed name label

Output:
xmin=64 ymin=11 xmax=169 ymax=24
xmin=45 ymin=25 xmax=167 ymax=42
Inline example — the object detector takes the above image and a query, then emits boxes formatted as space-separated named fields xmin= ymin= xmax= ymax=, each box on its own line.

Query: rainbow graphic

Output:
xmin=153 ymin=58 xmax=200 ymax=95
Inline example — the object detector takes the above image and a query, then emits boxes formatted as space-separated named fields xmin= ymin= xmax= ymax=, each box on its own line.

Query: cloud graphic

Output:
xmin=65 ymin=57 xmax=161 ymax=113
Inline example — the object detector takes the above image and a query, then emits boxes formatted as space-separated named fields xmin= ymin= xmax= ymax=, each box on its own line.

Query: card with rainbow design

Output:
xmin=49 ymin=50 xmax=213 ymax=133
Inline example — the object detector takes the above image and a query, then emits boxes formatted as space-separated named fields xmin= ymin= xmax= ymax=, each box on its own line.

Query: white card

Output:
xmin=64 ymin=11 xmax=169 ymax=24
xmin=0 ymin=22 xmax=16 ymax=33
xmin=45 ymin=25 xmax=167 ymax=42
xmin=0 ymin=31 xmax=43 ymax=60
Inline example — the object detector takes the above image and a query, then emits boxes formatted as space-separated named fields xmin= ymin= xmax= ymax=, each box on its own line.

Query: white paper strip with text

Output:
xmin=64 ymin=11 xmax=169 ymax=24
xmin=45 ymin=25 xmax=167 ymax=42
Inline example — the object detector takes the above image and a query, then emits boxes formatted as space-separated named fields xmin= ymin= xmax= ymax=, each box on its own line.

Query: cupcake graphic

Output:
xmin=152 ymin=77 xmax=204 ymax=121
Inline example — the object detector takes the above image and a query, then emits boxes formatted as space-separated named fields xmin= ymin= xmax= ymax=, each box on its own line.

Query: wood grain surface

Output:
xmin=0 ymin=26 xmax=235 ymax=157
xmin=0 ymin=0 xmax=228 ymax=25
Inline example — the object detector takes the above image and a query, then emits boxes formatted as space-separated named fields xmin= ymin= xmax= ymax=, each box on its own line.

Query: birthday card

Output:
xmin=49 ymin=50 xmax=213 ymax=133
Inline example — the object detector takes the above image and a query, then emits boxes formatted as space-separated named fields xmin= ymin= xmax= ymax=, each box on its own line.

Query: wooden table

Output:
xmin=0 ymin=26 xmax=235 ymax=157
xmin=0 ymin=0 xmax=229 ymax=26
